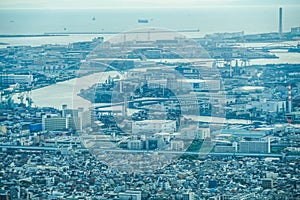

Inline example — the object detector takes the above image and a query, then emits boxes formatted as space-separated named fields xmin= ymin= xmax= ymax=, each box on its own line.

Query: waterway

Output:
xmin=250 ymin=52 xmax=300 ymax=65
xmin=13 ymin=71 xmax=118 ymax=110
xmin=12 ymin=71 xmax=255 ymax=125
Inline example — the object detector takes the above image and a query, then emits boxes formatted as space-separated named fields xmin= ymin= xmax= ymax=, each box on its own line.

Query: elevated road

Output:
xmin=102 ymin=149 xmax=284 ymax=158
xmin=0 ymin=145 xmax=59 ymax=151
xmin=2 ymin=145 xmax=297 ymax=158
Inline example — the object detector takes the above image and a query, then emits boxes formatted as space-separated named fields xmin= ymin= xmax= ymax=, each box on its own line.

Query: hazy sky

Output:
xmin=0 ymin=0 xmax=299 ymax=9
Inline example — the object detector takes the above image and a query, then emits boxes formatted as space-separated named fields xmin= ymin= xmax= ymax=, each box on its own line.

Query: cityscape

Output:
xmin=0 ymin=1 xmax=300 ymax=199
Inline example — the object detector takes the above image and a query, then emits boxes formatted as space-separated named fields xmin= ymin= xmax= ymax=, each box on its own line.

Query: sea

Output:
xmin=1 ymin=7 xmax=300 ymax=45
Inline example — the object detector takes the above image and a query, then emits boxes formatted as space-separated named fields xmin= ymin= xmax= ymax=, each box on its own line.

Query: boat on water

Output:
xmin=138 ymin=19 xmax=149 ymax=24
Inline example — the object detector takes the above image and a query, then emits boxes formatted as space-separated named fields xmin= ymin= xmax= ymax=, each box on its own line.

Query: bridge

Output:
xmin=94 ymin=97 xmax=178 ymax=109
xmin=93 ymin=96 xmax=200 ymax=109
xmin=251 ymin=42 xmax=297 ymax=51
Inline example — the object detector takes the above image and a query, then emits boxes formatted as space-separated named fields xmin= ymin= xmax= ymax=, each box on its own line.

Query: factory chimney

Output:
xmin=288 ymin=84 xmax=292 ymax=113
xmin=279 ymin=7 xmax=283 ymax=35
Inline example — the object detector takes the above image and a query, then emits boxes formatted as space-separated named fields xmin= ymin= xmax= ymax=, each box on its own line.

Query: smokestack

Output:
xmin=288 ymin=84 xmax=292 ymax=113
xmin=279 ymin=7 xmax=283 ymax=35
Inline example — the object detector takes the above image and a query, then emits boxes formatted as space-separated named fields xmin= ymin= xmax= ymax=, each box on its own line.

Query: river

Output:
xmin=13 ymin=71 xmax=118 ymax=110
xmin=12 ymin=71 xmax=256 ymax=125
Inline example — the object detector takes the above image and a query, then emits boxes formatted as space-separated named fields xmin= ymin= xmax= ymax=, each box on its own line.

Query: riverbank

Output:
xmin=23 ymin=71 xmax=118 ymax=110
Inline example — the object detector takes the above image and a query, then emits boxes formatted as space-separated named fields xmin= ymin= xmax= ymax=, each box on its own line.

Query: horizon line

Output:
xmin=0 ymin=5 xmax=299 ymax=10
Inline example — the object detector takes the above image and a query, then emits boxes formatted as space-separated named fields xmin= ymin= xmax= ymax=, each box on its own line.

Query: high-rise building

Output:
xmin=127 ymin=140 xmax=144 ymax=150
xmin=42 ymin=107 xmax=92 ymax=131
xmin=239 ymin=140 xmax=270 ymax=154
xmin=171 ymin=140 xmax=184 ymax=151
xmin=145 ymin=139 xmax=158 ymax=150
xmin=0 ymin=74 xmax=33 ymax=87
xmin=119 ymin=190 xmax=142 ymax=200
xmin=195 ymin=127 xmax=210 ymax=139
xmin=42 ymin=115 xmax=68 ymax=131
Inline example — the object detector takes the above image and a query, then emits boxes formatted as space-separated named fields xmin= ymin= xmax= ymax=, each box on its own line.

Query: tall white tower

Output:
xmin=288 ymin=84 xmax=292 ymax=113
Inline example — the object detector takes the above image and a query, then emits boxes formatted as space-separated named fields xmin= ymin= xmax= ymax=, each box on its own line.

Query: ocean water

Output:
xmin=1 ymin=7 xmax=300 ymax=47
xmin=1 ymin=7 xmax=300 ymax=35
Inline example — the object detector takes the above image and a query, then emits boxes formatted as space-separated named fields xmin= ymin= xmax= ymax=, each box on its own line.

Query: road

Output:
xmin=1 ymin=145 xmax=297 ymax=159
xmin=0 ymin=145 xmax=59 ymax=151
xmin=102 ymin=149 xmax=284 ymax=157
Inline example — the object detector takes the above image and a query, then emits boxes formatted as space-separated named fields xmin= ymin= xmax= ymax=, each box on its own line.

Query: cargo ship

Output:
xmin=138 ymin=19 xmax=149 ymax=23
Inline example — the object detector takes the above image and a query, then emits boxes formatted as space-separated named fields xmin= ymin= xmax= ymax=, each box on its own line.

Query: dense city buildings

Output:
xmin=0 ymin=3 xmax=300 ymax=199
